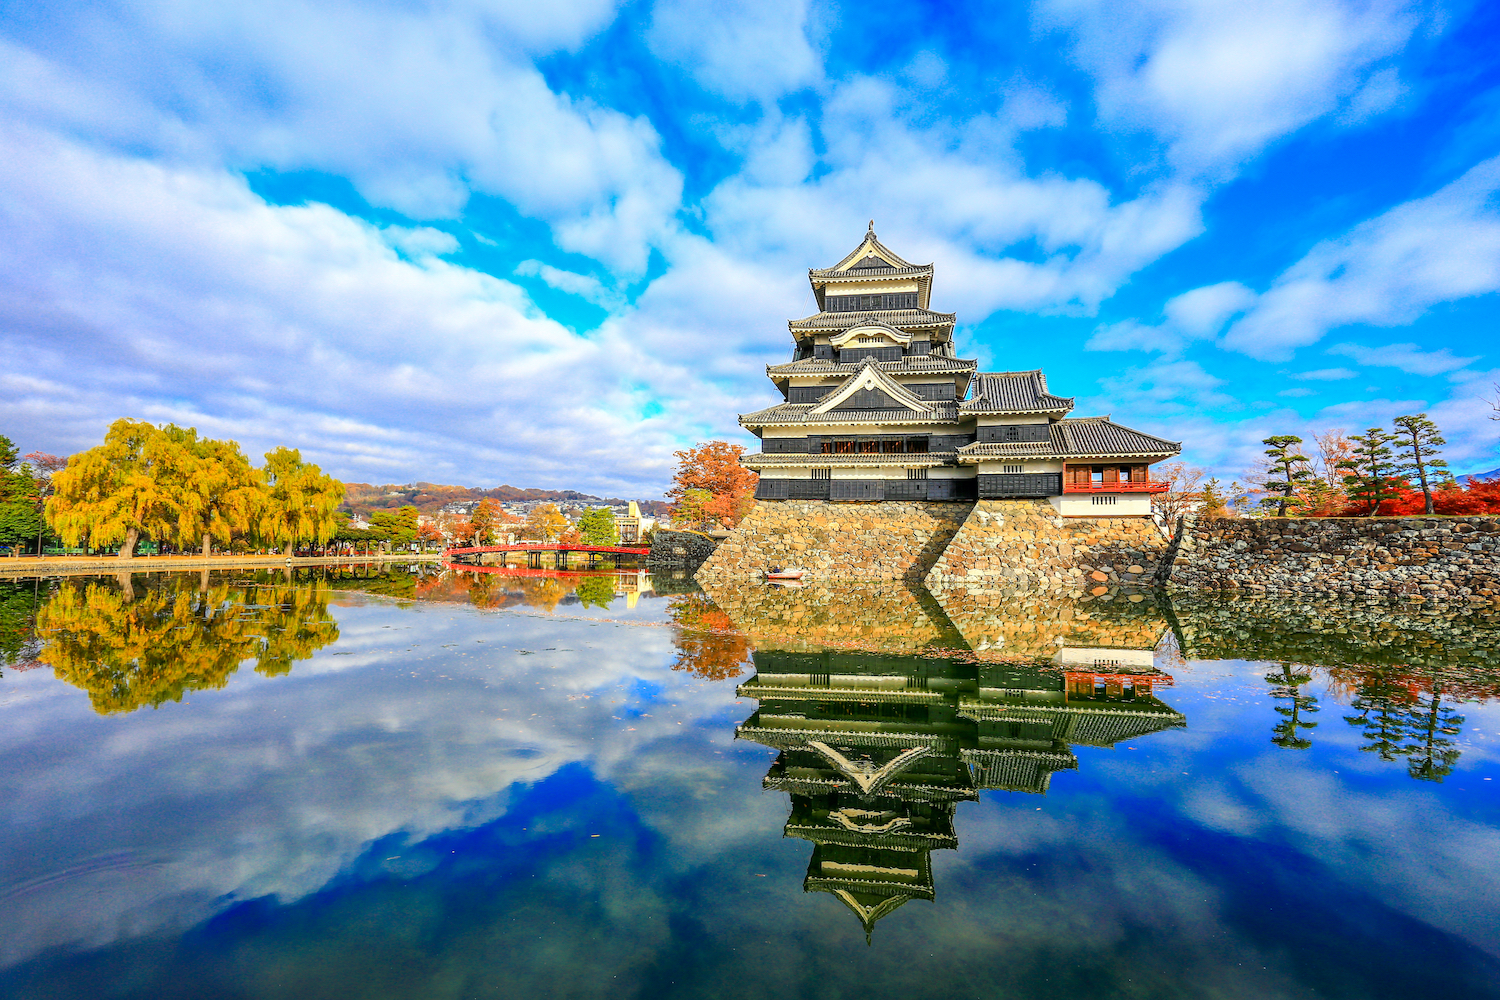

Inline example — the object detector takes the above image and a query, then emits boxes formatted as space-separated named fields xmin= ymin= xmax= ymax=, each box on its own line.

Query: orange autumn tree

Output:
xmin=667 ymin=441 xmax=758 ymax=530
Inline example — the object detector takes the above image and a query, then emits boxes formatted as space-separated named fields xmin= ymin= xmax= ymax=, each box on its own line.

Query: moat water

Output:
xmin=2 ymin=567 xmax=1499 ymax=999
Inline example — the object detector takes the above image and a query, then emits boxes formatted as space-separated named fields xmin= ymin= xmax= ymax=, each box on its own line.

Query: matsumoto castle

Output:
xmin=740 ymin=225 xmax=1180 ymax=515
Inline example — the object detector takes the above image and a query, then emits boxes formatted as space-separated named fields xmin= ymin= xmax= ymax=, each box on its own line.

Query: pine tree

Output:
xmin=1259 ymin=435 xmax=1313 ymax=517
xmin=1338 ymin=427 xmax=1401 ymax=516
xmin=1391 ymin=413 xmax=1449 ymax=515
xmin=1197 ymin=478 xmax=1227 ymax=519
xmin=1265 ymin=663 xmax=1319 ymax=749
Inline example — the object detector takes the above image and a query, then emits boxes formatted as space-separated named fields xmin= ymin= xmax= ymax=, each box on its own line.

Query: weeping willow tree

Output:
xmin=37 ymin=575 xmax=339 ymax=714
xmin=168 ymin=429 xmax=261 ymax=556
xmin=47 ymin=419 xmax=186 ymax=557
xmin=256 ymin=447 xmax=344 ymax=555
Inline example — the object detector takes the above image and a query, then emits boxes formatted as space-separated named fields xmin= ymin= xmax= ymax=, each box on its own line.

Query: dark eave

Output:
xmin=955 ymin=417 xmax=1182 ymax=462
xmin=960 ymin=370 xmax=1075 ymax=414
xmin=789 ymin=308 xmax=957 ymax=333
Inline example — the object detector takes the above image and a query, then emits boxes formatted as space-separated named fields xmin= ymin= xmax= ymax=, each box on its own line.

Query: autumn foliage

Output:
xmin=667 ymin=441 xmax=758 ymax=530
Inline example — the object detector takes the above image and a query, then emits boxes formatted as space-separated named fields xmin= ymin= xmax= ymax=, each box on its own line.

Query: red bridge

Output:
xmin=444 ymin=543 xmax=650 ymax=570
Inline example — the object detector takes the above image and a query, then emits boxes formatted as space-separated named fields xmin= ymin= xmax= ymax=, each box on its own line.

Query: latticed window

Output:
xmin=1091 ymin=494 xmax=1117 ymax=505
xmin=1002 ymin=464 xmax=1023 ymax=474
xmin=812 ymin=467 xmax=832 ymax=480
xmin=906 ymin=468 xmax=927 ymax=480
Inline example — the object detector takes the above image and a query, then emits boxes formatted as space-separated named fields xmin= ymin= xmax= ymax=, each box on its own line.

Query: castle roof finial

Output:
xmin=868 ymin=219 xmax=874 ymax=233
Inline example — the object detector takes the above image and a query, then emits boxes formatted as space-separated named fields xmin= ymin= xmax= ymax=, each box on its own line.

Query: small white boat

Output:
xmin=764 ymin=566 xmax=806 ymax=581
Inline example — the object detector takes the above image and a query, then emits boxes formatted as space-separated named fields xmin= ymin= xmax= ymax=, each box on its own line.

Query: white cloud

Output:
xmin=1222 ymin=155 xmax=1500 ymax=360
xmin=1041 ymin=0 xmax=1420 ymax=175
xmin=1278 ymin=387 xmax=1316 ymax=397
xmin=647 ymin=0 xmax=821 ymax=102
xmin=0 ymin=123 xmax=715 ymax=492
xmin=702 ymin=76 xmax=1205 ymax=318
xmin=1327 ymin=341 xmax=1481 ymax=375
xmin=515 ymin=260 xmax=622 ymax=309
xmin=1089 ymin=280 xmax=1256 ymax=354
xmin=0 ymin=0 xmax=679 ymax=275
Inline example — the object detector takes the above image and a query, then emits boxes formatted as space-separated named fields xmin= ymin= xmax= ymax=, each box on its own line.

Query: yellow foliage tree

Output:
xmin=47 ymin=418 xmax=186 ymax=557
xmin=522 ymin=503 xmax=569 ymax=542
xmin=37 ymin=576 xmax=338 ymax=714
xmin=257 ymin=447 xmax=344 ymax=555
xmin=167 ymin=429 xmax=261 ymax=555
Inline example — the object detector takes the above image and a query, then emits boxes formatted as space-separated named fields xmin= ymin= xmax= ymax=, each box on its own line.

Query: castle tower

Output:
xmin=738 ymin=226 xmax=1183 ymax=515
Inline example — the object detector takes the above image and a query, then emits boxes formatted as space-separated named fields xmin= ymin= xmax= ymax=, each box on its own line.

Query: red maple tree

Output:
xmin=666 ymin=441 xmax=758 ymax=529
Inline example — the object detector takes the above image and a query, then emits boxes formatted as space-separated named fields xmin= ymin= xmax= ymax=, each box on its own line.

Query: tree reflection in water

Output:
xmin=37 ymin=575 xmax=338 ymax=714
xmin=667 ymin=594 xmax=750 ymax=681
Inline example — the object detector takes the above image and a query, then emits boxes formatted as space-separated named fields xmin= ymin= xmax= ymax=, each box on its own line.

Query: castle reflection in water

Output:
xmin=708 ymin=577 xmax=1185 ymax=940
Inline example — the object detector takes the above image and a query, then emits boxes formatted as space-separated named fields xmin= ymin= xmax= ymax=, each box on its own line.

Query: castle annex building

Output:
xmin=740 ymin=226 xmax=1181 ymax=516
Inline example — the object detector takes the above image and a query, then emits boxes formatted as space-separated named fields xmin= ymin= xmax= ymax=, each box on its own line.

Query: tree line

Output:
xmin=29 ymin=419 xmax=344 ymax=557
xmin=1156 ymin=412 xmax=1500 ymax=520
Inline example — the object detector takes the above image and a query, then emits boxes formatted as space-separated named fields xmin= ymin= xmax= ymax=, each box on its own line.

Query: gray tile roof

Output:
xmin=960 ymin=371 xmax=1074 ymax=414
xmin=740 ymin=402 xmax=961 ymax=427
xmin=789 ymin=308 xmax=956 ymax=331
xmin=808 ymin=229 xmax=927 ymax=275
xmin=956 ymin=417 xmax=1181 ymax=461
xmin=766 ymin=356 xmax=977 ymax=376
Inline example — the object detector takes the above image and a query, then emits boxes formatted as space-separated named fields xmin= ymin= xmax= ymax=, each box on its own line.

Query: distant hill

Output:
xmin=340 ymin=482 xmax=669 ymax=518
xmin=1458 ymin=467 xmax=1500 ymax=484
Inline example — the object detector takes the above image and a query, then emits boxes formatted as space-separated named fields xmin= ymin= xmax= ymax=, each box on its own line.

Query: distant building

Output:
xmin=616 ymin=501 xmax=643 ymax=543
xmin=738 ymin=225 xmax=1182 ymax=516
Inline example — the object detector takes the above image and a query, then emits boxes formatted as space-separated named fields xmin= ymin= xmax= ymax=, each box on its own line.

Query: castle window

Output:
xmin=906 ymin=468 xmax=928 ymax=480
xmin=812 ymin=467 xmax=831 ymax=480
xmin=1002 ymin=464 xmax=1023 ymax=474
xmin=1091 ymin=495 xmax=1117 ymax=506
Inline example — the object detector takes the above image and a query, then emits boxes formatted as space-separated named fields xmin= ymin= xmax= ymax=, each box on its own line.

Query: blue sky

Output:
xmin=2 ymin=0 xmax=1499 ymax=495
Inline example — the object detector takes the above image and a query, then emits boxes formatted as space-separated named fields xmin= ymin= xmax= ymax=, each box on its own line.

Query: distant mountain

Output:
xmin=1458 ymin=467 xmax=1500 ymax=484
xmin=340 ymin=481 xmax=669 ymax=518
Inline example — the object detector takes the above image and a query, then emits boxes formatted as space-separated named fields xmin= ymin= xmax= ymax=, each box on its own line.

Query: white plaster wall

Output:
xmin=974 ymin=460 xmax=1063 ymax=474
xmin=1048 ymin=494 xmax=1153 ymax=517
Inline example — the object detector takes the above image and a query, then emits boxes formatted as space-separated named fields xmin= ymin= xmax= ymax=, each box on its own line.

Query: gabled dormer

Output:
xmin=809 ymin=360 xmax=936 ymax=415
xmin=808 ymin=222 xmax=935 ymax=312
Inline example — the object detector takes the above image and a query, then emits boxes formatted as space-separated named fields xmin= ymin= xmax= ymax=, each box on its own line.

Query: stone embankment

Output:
xmin=695 ymin=500 xmax=970 ymax=583
xmin=926 ymin=500 xmax=1168 ymax=596
xmin=1166 ymin=516 xmax=1500 ymax=603
xmin=647 ymin=530 xmax=720 ymax=572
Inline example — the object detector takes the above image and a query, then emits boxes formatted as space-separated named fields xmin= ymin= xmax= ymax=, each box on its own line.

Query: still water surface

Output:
xmin=2 ymin=567 xmax=1499 ymax=999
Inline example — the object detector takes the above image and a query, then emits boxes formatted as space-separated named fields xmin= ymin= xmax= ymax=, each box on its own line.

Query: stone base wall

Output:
xmin=925 ymin=500 xmax=1169 ymax=596
xmin=695 ymin=500 xmax=971 ymax=582
xmin=647 ymin=530 xmax=719 ymax=572
xmin=1167 ymin=517 xmax=1500 ymax=602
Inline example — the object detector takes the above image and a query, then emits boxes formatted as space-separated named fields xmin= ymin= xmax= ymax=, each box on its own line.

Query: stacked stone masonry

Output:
xmin=695 ymin=500 xmax=971 ymax=583
xmin=926 ymin=500 xmax=1168 ymax=596
xmin=1166 ymin=516 xmax=1500 ymax=603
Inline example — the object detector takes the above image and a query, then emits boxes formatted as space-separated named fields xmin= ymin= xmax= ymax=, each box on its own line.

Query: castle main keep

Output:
xmin=739 ymin=224 xmax=1181 ymax=517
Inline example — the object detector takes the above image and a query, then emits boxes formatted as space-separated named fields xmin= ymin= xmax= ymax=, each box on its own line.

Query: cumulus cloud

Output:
xmin=1088 ymin=281 xmax=1256 ymax=354
xmin=0 ymin=123 xmax=717 ymax=492
xmin=1221 ymin=155 xmax=1500 ymax=361
xmin=0 ymin=0 xmax=678 ymax=274
xmin=647 ymin=0 xmax=821 ymax=102
xmin=1040 ymin=0 xmax=1420 ymax=175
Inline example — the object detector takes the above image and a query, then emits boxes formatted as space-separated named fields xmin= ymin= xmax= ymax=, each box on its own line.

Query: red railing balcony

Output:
xmin=1061 ymin=481 xmax=1169 ymax=493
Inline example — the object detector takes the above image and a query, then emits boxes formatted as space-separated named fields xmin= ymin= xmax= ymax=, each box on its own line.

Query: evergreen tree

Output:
xmin=577 ymin=507 xmax=619 ymax=546
xmin=1265 ymin=663 xmax=1319 ymax=749
xmin=1197 ymin=478 xmax=1228 ymax=519
xmin=1391 ymin=413 xmax=1449 ymax=515
xmin=1338 ymin=427 xmax=1401 ymax=516
xmin=0 ymin=435 xmax=45 ymax=555
xmin=1259 ymin=435 xmax=1313 ymax=517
